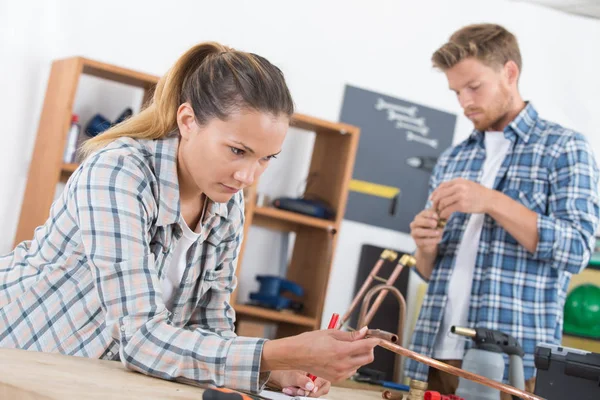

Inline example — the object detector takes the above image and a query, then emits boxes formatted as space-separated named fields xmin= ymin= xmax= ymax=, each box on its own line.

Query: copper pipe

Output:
xmin=338 ymin=249 xmax=397 ymax=328
xmin=376 ymin=340 xmax=545 ymax=400
xmin=381 ymin=390 xmax=403 ymax=400
xmin=366 ymin=329 xmax=398 ymax=343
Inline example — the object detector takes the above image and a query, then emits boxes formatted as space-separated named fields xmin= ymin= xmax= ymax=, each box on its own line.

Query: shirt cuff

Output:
xmin=223 ymin=336 xmax=268 ymax=393
xmin=533 ymin=214 xmax=556 ymax=260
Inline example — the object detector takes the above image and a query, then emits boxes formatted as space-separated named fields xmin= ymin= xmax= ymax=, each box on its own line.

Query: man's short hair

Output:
xmin=432 ymin=23 xmax=522 ymax=72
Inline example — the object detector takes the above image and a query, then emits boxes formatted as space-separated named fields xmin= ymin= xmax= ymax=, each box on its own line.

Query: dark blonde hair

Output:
xmin=432 ymin=24 xmax=522 ymax=72
xmin=83 ymin=41 xmax=294 ymax=156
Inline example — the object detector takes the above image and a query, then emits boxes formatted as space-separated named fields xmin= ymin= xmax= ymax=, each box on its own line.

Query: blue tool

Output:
xmin=380 ymin=381 xmax=410 ymax=391
xmin=272 ymin=197 xmax=334 ymax=220
xmin=249 ymin=276 xmax=304 ymax=311
xmin=354 ymin=369 xmax=410 ymax=392
xmin=85 ymin=107 xmax=133 ymax=137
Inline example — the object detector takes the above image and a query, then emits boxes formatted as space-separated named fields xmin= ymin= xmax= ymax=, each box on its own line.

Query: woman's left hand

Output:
xmin=267 ymin=370 xmax=331 ymax=397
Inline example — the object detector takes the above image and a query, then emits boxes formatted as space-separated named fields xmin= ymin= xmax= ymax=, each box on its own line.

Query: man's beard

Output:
xmin=474 ymin=93 xmax=512 ymax=132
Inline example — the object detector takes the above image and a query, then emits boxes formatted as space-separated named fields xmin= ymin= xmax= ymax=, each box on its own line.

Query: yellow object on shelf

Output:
xmin=349 ymin=179 xmax=400 ymax=199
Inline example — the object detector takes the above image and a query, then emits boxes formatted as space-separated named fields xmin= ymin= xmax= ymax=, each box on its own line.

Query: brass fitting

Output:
xmin=380 ymin=249 xmax=398 ymax=262
xmin=399 ymin=254 xmax=417 ymax=268
xmin=407 ymin=379 xmax=428 ymax=400
xmin=450 ymin=326 xmax=476 ymax=338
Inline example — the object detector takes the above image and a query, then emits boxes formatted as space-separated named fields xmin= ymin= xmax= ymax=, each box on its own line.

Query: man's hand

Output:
xmin=268 ymin=370 xmax=330 ymax=398
xmin=431 ymin=178 xmax=493 ymax=220
xmin=410 ymin=209 xmax=443 ymax=258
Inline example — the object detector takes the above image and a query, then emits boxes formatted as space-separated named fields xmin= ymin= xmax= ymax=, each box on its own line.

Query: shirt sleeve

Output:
xmin=73 ymin=151 xmax=266 ymax=392
xmin=185 ymin=195 xmax=270 ymax=390
xmin=425 ymin=155 xmax=444 ymax=211
xmin=533 ymin=133 xmax=600 ymax=274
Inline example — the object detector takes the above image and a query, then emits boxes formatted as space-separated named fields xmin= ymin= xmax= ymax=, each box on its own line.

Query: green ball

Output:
xmin=564 ymin=284 xmax=600 ymax=338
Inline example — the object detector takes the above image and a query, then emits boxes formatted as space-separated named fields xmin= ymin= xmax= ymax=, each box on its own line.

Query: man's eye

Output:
xmin=264 ymin=155 xmax=278 ymax=161
xmin=231 ymin=147 xmax=244 ymax=156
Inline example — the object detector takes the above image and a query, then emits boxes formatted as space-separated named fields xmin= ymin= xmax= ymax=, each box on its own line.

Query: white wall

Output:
xmin=1 ymin=1 xmax=599 ymax=339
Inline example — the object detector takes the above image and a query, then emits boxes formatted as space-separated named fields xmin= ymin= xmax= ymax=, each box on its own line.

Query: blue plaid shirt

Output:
xmin=405 ymin=103 xmax=600 ymax=382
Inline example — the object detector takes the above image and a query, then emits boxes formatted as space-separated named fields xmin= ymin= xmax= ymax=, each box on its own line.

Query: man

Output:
xmin=405 ymin=23 xmax=600 ymax=397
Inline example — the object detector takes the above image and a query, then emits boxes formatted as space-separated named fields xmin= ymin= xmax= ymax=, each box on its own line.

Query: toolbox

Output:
xmin=534 ymin=343 xmax=600 ymax=399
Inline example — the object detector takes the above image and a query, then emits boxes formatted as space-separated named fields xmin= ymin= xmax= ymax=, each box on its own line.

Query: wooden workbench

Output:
xmin=0 ymin=348 xmax=384 ymax=400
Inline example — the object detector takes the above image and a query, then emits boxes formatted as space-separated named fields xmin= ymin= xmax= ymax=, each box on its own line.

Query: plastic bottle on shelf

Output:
xmin=63 ymin=114 xmax=81 ymax=163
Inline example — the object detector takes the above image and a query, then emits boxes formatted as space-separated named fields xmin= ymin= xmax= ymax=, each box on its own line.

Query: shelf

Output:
xmin=80 ymin=57 xmax=159 ymax=89
xmin=234 ymin=304 xmax=317 ymax=327
xmin=253 ymin=206 xmax=335 ymax=231
xmin=292 ymin=113 xmax=359 ymax=137
xmin=61 ymin=163 xmax=79 ymax=173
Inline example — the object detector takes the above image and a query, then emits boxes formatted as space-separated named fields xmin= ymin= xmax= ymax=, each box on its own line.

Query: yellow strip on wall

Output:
xmin=349 ymin=179 xmax=400 ymax=199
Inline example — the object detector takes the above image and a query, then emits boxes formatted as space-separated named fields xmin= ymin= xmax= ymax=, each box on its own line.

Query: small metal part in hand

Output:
xmin=433 ymin=208 xmax=446 ymax=229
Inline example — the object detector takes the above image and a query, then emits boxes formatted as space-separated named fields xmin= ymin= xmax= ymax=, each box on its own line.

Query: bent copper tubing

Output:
xmin=360 ymin=264 xmax=405 ymax=327
xmin=375 ymin=340 xmax=545 ymax=400
xmin=359 ymin=254 xmax=415 ymax=327
xmin=360 ymin=285 xmax=406 ymax=382
xmin=360 ymin=285 xmax=406 ymax=347
xmin=339 ymin=249 xmax=398 ymax=328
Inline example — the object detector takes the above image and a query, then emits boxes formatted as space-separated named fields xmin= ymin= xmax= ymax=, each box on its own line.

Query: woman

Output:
xmin=0 ymin=42 xmax=379 ymax=397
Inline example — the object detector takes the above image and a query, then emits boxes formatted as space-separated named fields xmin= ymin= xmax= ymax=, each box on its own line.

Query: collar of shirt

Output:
xmin=468 ymin=102 xmax=539 ymax=145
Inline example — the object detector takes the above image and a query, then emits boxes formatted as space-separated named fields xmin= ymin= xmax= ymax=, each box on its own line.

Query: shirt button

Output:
xmin=107 ymin=351 xmax=113 ymax=358
xmin=120 ymin=325 xmax=126 ymax=332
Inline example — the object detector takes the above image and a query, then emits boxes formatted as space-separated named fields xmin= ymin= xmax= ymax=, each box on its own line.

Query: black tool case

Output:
xmin=534 ymin=343 xmax=600 ymax=399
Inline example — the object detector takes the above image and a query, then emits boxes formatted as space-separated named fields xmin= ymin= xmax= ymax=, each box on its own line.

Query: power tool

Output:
xmin=451 ymin=326 xmax=525 ymax=400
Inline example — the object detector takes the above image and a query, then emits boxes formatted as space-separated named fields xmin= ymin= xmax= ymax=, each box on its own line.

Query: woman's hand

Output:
xmin=261 ymin=326 xmax=380 ymax=383
xmin=267 ymin=370 xmax=331 ymax=397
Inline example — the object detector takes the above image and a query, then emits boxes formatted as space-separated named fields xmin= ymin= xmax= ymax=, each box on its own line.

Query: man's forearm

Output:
xmin=486 ymin=189 xmax=539 ymax=253
xmin=415 ymin=249 xmax=437 ymax=281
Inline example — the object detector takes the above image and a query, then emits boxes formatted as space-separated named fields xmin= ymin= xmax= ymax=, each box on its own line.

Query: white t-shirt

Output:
xmin=433 ymin=131 xmax=511 ymax=360
xmin=160 ymin=201 xmax=207 ymax=311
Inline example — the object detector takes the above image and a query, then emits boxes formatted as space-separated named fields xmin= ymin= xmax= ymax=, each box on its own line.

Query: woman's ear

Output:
xmin=177 ymin=103 xmax=196 ymax=141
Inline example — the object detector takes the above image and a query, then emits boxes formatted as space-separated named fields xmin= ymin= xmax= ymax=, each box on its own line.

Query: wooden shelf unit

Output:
xmin=15 ymin=57 xmax=360 ymax=340
xmin=233 ymin=113 xmax=359 ymax=336
xmin=13 ymin=57 xmax=158 ymax=246
xmin=234 ymin=304 xmax=317 ymax=327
